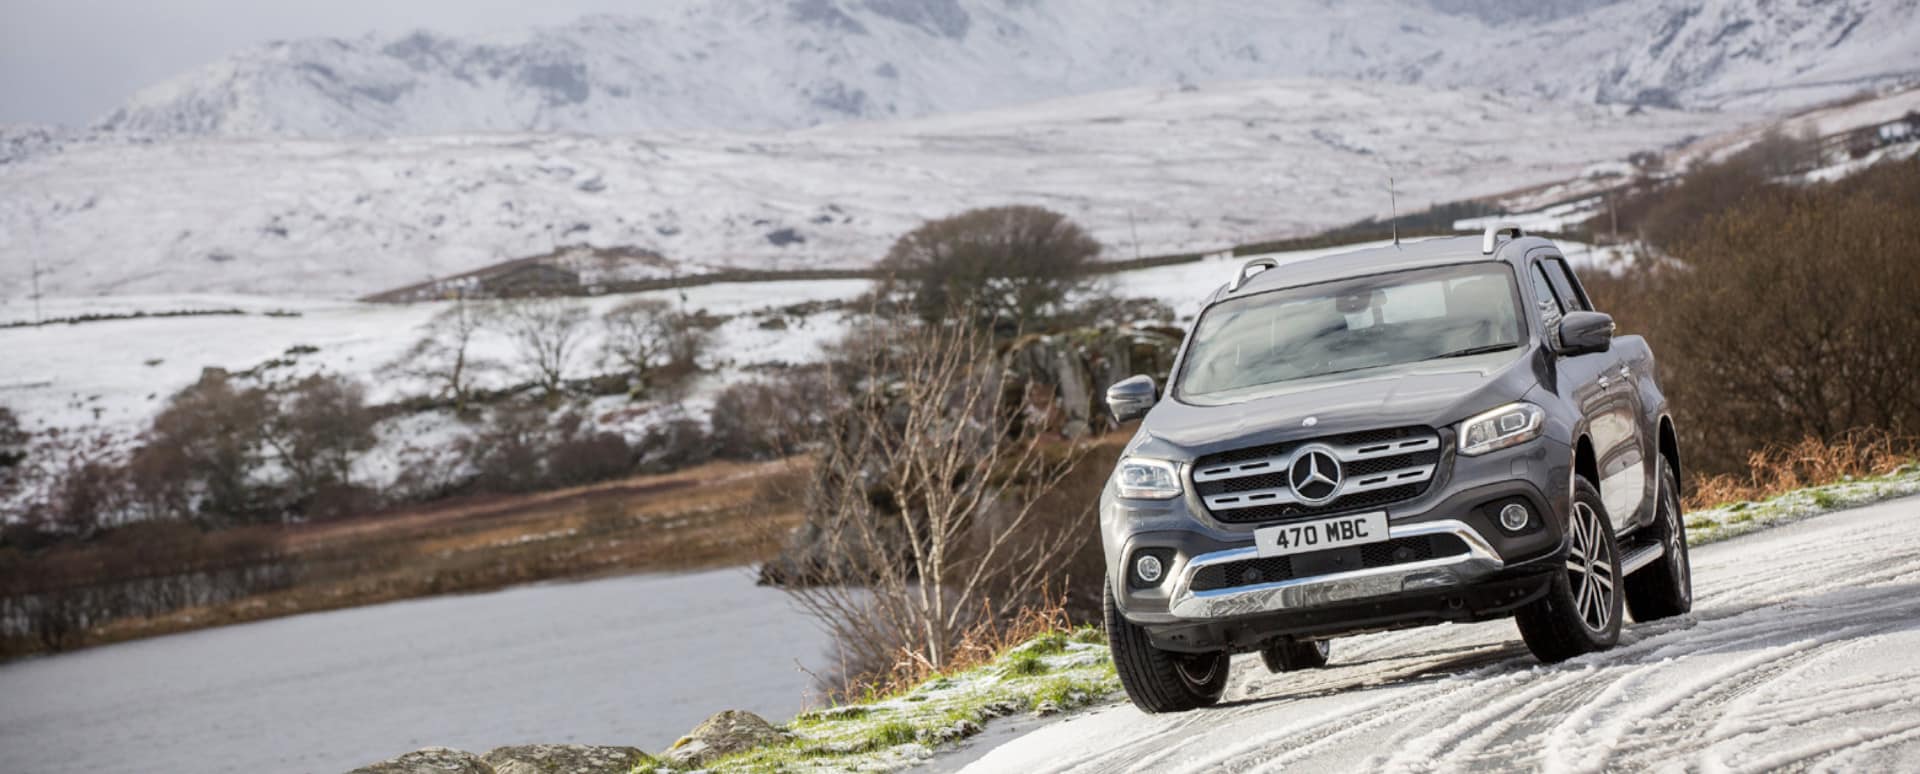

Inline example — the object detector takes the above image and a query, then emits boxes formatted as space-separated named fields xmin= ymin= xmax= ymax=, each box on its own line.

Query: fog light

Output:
xmin=1499 ymin=503 xmax=1531 ymax=531
xmin=1134 ymin=554 xmax=1164 ymax=584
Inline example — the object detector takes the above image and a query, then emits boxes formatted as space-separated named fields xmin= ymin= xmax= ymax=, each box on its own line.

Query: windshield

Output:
xmin=1177 ymin=263 xmax=1524 ymax=399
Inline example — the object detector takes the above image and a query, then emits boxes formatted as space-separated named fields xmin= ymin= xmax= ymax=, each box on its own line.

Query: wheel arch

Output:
xmin=1657 ymin=415 xmax=1681 ymax=498
xmin=1573 ymin=434 xmax=1600 ymax=488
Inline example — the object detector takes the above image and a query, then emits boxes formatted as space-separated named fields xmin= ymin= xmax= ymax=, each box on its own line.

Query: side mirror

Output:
xmin=1557 ymin=311 xmax=1615 ymax=356
xmin=1106 ymin=374 xmax=1158 ymax=423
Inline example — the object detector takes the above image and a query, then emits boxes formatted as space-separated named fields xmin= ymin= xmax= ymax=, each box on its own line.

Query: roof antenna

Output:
xmin=1388 ymin=174 xmax=1401 ymax=247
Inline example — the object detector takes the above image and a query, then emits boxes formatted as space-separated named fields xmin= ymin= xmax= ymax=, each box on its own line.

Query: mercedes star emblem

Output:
xmin=1289 ymin=446 xmax=1343 ymax=505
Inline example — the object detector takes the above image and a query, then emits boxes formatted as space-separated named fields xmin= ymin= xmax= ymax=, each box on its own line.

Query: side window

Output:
xmin=1540 ymin=258 xmax=1593 ymax=312
xmin=1529 ymin=264 xmax=1564 ymax=331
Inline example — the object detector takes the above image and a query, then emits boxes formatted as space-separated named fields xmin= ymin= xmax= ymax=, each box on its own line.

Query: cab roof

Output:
xmin=1205 ymin=234 xmax=1557 ymax=305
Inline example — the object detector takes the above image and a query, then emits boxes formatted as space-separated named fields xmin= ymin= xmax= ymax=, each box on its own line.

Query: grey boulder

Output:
xmin=348 ymin=747 xmax=493 ymax=774
xmin=663 ymin=710 xmax=790 ymax=767
xmin=483 ymin=744 xmax=653 ymax=774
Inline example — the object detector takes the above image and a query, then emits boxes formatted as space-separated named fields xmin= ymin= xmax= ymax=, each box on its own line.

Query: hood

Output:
xmin=1131 ymin=348 xmax=1541 ymax=462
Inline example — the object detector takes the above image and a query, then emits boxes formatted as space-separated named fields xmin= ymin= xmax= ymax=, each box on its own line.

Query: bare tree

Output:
xmin=780 ymin=320 xmax=1090 ymax=680
xmin=389 ymin=298 xmax=494 ymax=412
xmin=494 ymin=297 xmax=590 ymax=398
xmin=599 ymin=298 xmax=714 ymax=397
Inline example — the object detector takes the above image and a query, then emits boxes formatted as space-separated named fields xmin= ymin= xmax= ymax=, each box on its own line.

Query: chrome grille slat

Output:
xmin=1203 ymin=463 xmax=1434 ymax=511
xmin=1192 ymin=436 xmax=1439 ymax=484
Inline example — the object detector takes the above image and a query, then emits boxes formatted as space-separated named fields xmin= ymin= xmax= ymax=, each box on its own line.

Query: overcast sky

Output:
xmin=0 ymin=0 xmax=655 ymax=126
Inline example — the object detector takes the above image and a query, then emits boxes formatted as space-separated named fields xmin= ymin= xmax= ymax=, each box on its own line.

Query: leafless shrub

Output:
xmin=493 ymin=297 xmax=590 ymax=398
xmin=709 ymin=367 xmax=841 ymax=459
xmin=546 ymin=412 xmax=635 ymax=486
xmin=458 ymin=400 xmax=554 ymax=493
xmin=879 ymin=205 xmax=1101 ymax=325
xmin=779 ymin=319 xmax=1092 ymax=682
xmin=10 ymin=428 xmax=130 ymax=542
xmin=388 ymin=298 xmax=495 ymax=412
xmin=633 ymin=412 xmax=712 ymax=473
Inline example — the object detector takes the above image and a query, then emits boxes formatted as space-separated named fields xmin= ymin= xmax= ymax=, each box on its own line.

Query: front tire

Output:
xmin=1104 ymin=578 xmax=1228 ymax=713
xmin=1517 ymin=477 xmax=1624 ymax=663
xmin=1626 ymin=459 xmax=1693 ymax=621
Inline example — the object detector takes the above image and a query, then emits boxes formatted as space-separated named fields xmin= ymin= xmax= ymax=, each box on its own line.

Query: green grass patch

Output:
xmin=1687 ymin=462 xmax=1920 ymax=547
xmin=1002 ymin=650 xmax=1049 ymax=677
xmin=692 ymin=630 xmax=1120 ymax=772
xmin=866 ymin=719 xmax=918 ymax=749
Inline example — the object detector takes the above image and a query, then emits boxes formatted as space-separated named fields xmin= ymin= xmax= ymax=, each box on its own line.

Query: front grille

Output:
xmin=1193 ymin=426 xmax=1442 ymax=524
xmin=1190 ymin=534 xmax=1470 ymax=592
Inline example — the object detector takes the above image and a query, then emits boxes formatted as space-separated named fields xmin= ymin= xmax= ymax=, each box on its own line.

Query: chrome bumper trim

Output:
xmin=1166 ymin=519 xmax=1505 ymax=620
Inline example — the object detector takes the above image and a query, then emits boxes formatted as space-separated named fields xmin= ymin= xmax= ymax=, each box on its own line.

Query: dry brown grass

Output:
xmin=1686 ymin=430 xmax=1918 ymax=509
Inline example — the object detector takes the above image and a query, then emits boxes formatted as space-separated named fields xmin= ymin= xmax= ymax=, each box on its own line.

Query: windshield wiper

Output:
xmin=1423 ymin=343 xmax=1518 ymax=361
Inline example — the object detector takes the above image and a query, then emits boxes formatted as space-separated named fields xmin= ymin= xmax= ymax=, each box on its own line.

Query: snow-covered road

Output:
xmin=964 ymin=497 xmax=1920 ymax=773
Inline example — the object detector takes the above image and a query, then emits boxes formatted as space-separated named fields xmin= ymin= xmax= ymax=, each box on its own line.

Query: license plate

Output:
xmin=1254 ymin=512 xmax=1389 ymax=557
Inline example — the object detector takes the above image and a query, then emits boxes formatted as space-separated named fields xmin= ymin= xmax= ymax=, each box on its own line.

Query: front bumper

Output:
xmin=1103 ymin=435 xmax=1573 ymax=648
xmin=1165 ymin=519 xmax=1502 ymax=619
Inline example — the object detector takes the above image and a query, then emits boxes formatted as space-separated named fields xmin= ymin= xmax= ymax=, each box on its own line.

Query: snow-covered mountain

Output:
xmin=2 ymin=79 xmax=1737 ymax=301
xmin=94 ymin=0 xmax=1920 ymax=138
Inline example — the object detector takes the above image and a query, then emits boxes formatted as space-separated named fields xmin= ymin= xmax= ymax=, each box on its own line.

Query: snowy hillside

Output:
xmin=0 ymin=79 xmax=1734 ymax=301
xmin=92 ymin=0 xmax=1920 ymax=139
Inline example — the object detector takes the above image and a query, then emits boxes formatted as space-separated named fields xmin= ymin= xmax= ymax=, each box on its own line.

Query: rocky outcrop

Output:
xmin=349 ymin=747 xmax=493 ymax=774
xmin=482 ymin=744 xmax=653 ymax=774
xmin=1004 ymin=325 xmax=1182 ymax=438
xmin=663 ymin=710 xmax=791 ymax=767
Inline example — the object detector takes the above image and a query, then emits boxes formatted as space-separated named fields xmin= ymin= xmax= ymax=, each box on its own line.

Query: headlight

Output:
xmin=1457 ymin=402 xmax=1545 ymax=456
xmin=1116 ymin=458 xmax=1183 ymax=499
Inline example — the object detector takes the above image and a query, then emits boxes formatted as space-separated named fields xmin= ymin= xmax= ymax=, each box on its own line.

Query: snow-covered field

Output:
xmin=0 ymin=78 xmax=1738 ymax=301
xmin=0 ymin=238 xmax=1431 ymax=440
xmin=961 ymin=495 xmax=1920 ymax=772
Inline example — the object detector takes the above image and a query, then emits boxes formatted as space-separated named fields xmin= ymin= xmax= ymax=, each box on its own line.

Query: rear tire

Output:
xmin=1517 ymin=477 xmax=1624 ymax=663
xmin=1104 ymin=578 xmax=1229 ymax=713
xmin=1260 ymin=638 xmax=1331 ymax=673
xmin=1626 ymin=459 xmax=1693 ymax=622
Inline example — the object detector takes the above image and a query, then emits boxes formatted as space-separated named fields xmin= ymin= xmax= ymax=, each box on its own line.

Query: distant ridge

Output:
xmin=94 ymin=0 xmax=1920 ymax=138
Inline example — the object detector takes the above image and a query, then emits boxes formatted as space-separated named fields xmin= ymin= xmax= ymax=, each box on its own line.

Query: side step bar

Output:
xmin=1619 ymin=542 xmax=1666 ymax=576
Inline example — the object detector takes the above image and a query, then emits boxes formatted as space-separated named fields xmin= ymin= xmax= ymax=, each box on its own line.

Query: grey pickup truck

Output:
xmin=1099 ymin=225 xmax=1693 ymax=713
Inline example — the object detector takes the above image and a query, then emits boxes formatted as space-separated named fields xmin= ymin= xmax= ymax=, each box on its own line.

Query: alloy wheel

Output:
xmin=1565 ymin=501 xmax=1615 ymax=632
